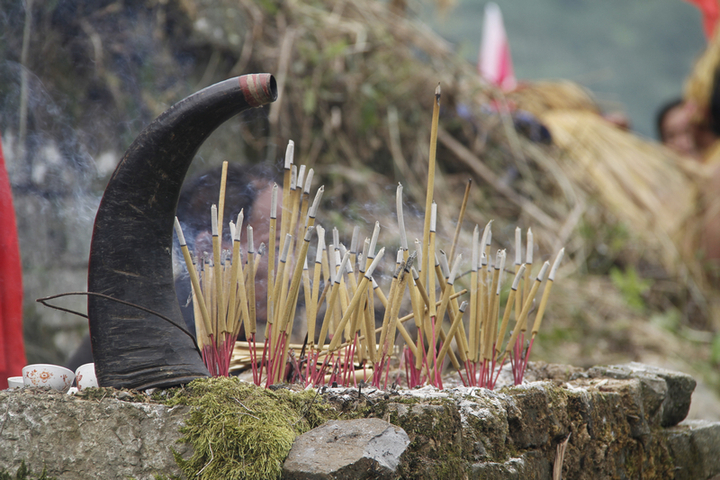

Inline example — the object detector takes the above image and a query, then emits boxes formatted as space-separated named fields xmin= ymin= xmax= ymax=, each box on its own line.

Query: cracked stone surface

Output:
xmin=2 ymin=363 xmax=719 ymax=480
xmin=282 ymin=418 xmax=410 ymax=480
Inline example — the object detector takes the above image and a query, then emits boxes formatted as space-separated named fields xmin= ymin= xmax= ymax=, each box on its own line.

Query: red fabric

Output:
xmin=685 ymin=0 xmax=720 ymax=39
xmin=0 ymin=135 xmax=26 ymax=389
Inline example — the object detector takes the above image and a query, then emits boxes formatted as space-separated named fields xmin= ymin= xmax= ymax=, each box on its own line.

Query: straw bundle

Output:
xmin=508 ymin=80 xmax=600 ymax=118
xmin=685 ymin=23 xmax=720 ymax=111
xmin=542 ymin=109 xmax=704 ymax=279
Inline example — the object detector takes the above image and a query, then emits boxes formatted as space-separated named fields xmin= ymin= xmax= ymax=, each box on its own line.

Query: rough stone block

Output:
xmin=665 ymin=420 xmax=720 ymax=480
xmin=282 ymin=418 xmax=410 ymax=480
xmin=0 ymin=389 xmax=188 ymax=479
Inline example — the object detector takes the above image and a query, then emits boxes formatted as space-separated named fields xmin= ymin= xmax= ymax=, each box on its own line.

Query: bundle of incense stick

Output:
xmin=173 ymin=160 xmax=255 ymax=377
xmin=178 ymin=85 xmax=564 ymax=389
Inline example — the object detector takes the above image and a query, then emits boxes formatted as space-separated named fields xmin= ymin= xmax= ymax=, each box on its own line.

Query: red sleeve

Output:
xmin=0 ymin=135 xmax=26 ymax=389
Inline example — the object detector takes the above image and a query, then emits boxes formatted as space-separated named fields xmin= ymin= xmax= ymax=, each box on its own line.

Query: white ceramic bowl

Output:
xmin=7 ymin=376 xmax=24 ymax=390
xmin=22 ymin=364 xmax=75 ymax=393
xmin=74 ymin=363 xmax=98 ymax=390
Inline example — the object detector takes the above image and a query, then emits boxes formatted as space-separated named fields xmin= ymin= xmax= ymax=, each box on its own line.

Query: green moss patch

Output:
xmin=0 ymin=461 xmax=55 ymax=480
xmin=165 ymin=378 xmax=333 ymax=480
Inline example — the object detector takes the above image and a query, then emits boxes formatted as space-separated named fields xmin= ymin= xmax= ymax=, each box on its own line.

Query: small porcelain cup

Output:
xmin=7 ymin=376 xmax=24 ymax=390
xmin=74 ymin=363 xmax=98 ymax=391
xmin=22 ymin=364 xmax=75 ymax=393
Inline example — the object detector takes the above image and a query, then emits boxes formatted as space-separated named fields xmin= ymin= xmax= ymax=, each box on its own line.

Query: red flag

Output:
xmin=0 ymin=135 xmax=26 ymax=389
xmin=685 ymin=0 xmax=720 ymax=39
xmin=478 ymin=2 xmax=517 ymax=91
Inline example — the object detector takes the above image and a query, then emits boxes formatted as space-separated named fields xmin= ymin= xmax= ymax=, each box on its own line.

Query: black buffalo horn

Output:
xmin=87 ymin=74 xmax=278 ymax=389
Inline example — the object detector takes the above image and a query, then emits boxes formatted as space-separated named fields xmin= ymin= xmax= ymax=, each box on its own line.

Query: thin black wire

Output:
xmin=36 ymin=291 xmax=201 ymax=354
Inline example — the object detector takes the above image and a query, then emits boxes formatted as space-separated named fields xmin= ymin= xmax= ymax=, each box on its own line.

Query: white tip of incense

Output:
xmin=304 ymin=256 xmax=309 ymax=270
xmin=369 ymin=221 xmax=380 ymax=258
xmin=511 ymin=264 xmax=527 ymax=290
xmin=435 ymin=83 xmax=441 ymax=98
xmin=173 ymin=217 xmax=187 ymax=246
xmin=360 ymin=238 xmax=370 ymax=266
xmin=414 ymin=238 xmax=422 ymax=269
xmin=549 ymin=248 xmax=565 ymax=281
xmin=430 ymin=202 xmax=437 ymax=232
xmin=315 ymin=226 xmax=326 ymax=263
xmin=515 ymin=226 xmax=522 ymax=265
xmin=536 ymin=261 xmax=550 ymax=282
xmin=526 ymin=228 xmax=534 ymax=264
xmin=396 ymin=183 xmax=408 ymax=250
xmin=291 ymin=165 xmax=298 ymax=190
xmin=366 ymin=247 xmax=385 ymax=278
xmin=494 ymin=249 xmax=504 ymax=270
xmin=335 ymin=251 xmax=351 ymax=283
xmin=350 ymin=226 xmax=360 ymax=254
xmin=411 ymin=266 xmax=420 ymax=281
xmin=496 ymin=250 xmax=507 ymax=294
xmin=479 ymin=220 xmax=492 ymax=253
xmin=211 ymin=204 xmax=219 ymax=236
xmin=396 ymin=248 xmax=404 ymax=265
xmin=280 ymin=233 xmax=292 ymax=261
xmin=372 ymin=277 xmax=379 ymax=288
xmin=487 ymin=229 xmax=492 ymax=246
xmin=284 ymin=140 xmax=294 ymax=169
xmin=481 ymin=251 xmax=487 ymax=266
xmin=448 ymin=254 xmax=463 ymax=285
xmin=472 ymin=225 xmax=479 ymax=271
xmin=459 ymin=300 xmax=468 ymax=312
xmin=235 ymin=210 xmax=244 ymax=241
xmin=303 ymin=168 xmax=314 ymax=194
xmin=297 ymin=165 xmax=306 ymax=190
xmin=229 ymin=221 xmax=236 ymax=242
xmin=439 ymin=250 xmax=450 ymax=278
xmin=258 ymin=242 xmax=266 ymax=257
xmin=271 ymin=184 xmax=278 ymax=218
xmin=304 ymin=225 xmax=315 ymax=242
xmin=247 ymin=225 xmax=255 ymax=252
xmin=309 ymin=186 xmax=324 ymax=218
xmin=333 ymin=228 xmax=340 ymax=251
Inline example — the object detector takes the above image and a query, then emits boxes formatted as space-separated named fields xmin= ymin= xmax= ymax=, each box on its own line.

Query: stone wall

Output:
xmin=1 ymin=363 xmax=719 ymax=480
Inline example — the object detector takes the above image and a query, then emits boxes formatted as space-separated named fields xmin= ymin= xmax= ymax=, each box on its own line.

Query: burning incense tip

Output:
xmin=280 ymin=234 xmax=292 ymax=262
xmin=515 ymin=227 xmax=522 ymax=265
xmin=366 ymin=247 xmax=385 ymax=277
xmin=369 ymin=221 xmax=380 ymax=258
xmin=211 ymin=204 xmax=219 ymax=236
xmin=480 ymin=220 xmax=492 ymax=252
xmin=174 ymin=217 xmax=187 ymax=246
xmin=472 ymin=225 xmax=480 ymax=271
xmin=284 ymin=140 xmax=295 ymax=170
xmin=448 ymin=254 xmax=463 ymax=284
xmin=350 ymin=226 xmax=360 ymax=254
xmin=512 ymin=264 xmax=527 ymax=289
xmin=430 ymin=202 xmax=437 ymax=232
xmin=303 ymin=168 xmax=314 ymax=194
xmin=526 ymin=228 xmax=534 ymax=264
xmin=435 ymin=83 xmax=441 ymax=102
xmin=290 ymin=165 xmax=298 ymax=190
xmin=304 ymin=225 xmax=315 ymax=242
xmin=336 ymin=251 xmax=351 ymax=283
xmin=247 ymin=225 xmax=255 ymax=253
xmin=270 ymin=183 xmax=278 ymax=219
xmin=333 ymin=227 xmax=340 ymax=251
xmin=439 ymin=250 xmax=450 ymax=278
xmin=549 ymin=248 xmax=565 ymax=281
xmin=234 ymin=210 xmax=244 ymax=241
xmin=309 ymin=186 xmax=324 ymax=218
xmin=297 ymin=165 xmax=306 ymax=191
